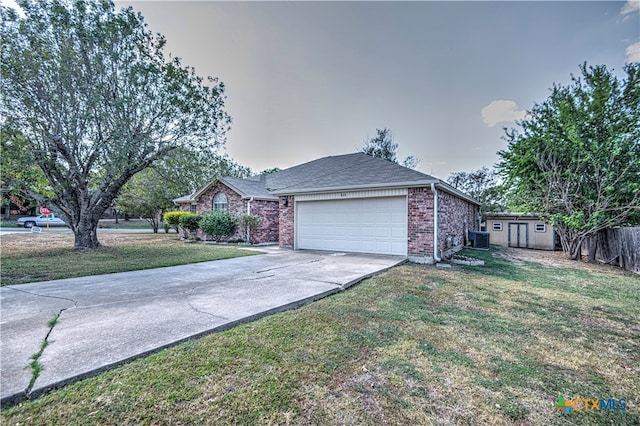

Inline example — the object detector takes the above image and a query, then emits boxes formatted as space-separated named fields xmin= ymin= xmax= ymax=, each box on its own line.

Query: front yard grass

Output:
xmin=2 ymin=246 xmax=638 ymax=424
xmin=0 ymin=233 xmax=257 ymax=286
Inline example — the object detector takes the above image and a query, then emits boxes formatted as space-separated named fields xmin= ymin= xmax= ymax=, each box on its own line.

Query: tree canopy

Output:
xmin=117 ymin=148 xmax=251 ymax=232
xmin=0 ymin=0 xmax=230 ymax=248
xmin=360 ymin=128 xmax=420 ymax=169
xmin=498 ymin=63 xmax=640 ymax=259
xmin=447 ymin=166 xmax=506 ymax=217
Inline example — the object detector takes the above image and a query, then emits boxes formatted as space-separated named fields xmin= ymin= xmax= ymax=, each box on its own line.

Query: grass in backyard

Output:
xmin=1 ymin=246 xmax=638 ymax=425
xmin=0 ymin=233 xmax=257 ymax=286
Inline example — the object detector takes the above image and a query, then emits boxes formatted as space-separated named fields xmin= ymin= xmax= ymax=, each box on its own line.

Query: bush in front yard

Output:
xmin=164 ymin=211 xmax=191 ymax=236
xmin=238 ymin=213 xmax=264 ymax=244
xmin=179 ymin=213 xmax=202 ymax=239
xmin=199 ymin=211 xmax=237 ymax=242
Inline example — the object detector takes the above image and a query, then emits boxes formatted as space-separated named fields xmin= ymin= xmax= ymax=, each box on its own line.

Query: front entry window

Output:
xmin=213 ymin=193 xmax=228 ymax=211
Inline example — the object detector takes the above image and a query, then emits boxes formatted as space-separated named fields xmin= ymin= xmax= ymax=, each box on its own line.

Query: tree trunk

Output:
xmin=72 ymin=218 xmax=101 ymax=249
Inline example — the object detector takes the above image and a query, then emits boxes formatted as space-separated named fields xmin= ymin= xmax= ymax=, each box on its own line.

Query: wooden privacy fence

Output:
xmin=584 ymin=227 xmax=640 ymax=274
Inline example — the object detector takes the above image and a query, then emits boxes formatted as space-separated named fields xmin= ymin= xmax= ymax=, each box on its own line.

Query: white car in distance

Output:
xmin=16 ymin=214 xmax=67 ymax=228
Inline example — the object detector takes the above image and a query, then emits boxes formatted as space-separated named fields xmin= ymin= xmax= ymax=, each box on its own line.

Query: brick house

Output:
xmin=174 ymin=153 xmax=480 ymax=263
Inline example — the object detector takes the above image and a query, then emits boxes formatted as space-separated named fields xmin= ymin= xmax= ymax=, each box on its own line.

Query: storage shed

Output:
xmin=485 ymin=213 xmax=556 ymax=250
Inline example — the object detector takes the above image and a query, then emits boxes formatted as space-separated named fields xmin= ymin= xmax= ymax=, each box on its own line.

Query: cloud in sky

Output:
xmin=620 ymin=0 xmax=640 ymax=19
xmin=626 ymin=42 xmax=640 ymax=63
xmin=481 ymin=100 xmax=526 ymax=127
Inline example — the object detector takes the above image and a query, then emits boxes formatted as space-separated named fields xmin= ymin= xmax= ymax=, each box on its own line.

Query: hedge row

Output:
xmin=163 ymin=210 xmax=264 ymax=243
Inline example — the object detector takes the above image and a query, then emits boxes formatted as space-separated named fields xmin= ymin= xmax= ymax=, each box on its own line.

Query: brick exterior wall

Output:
xmin=177 ymin=181 xmax=478 ymax=255
xmin=407 ymin=188 xmax=435 ymax=261
xmin=248 ymin=199 xmax=279 ymax=243
xmin=194 ymin=182 xmax=245 ymax=219
xmin=407 ymin=187 xmax=479 ymax=263
xmin=278 ymin=196 xmax=295 ymax=248
xmin=437 ymin=190 xmax=480 ymax=258
xmin=176 ymin=182 xmax=279 ymax=244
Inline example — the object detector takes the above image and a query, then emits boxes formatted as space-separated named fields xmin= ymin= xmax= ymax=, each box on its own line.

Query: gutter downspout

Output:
xmin=430 ymin=183 xmax=441 ymax=262
xmin=246 ymin=197 xmax=253 ymax=214
xmin=246 ymin=197 xmax=254 ymax=243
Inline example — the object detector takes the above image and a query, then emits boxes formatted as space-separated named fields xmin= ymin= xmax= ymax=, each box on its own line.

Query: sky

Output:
xmin=6 ymin=0 xmax=640 ymax=179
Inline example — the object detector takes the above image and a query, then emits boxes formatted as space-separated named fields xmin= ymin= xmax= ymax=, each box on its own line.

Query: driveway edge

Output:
xmin=2 ymin=257 xmax=407 ymax=408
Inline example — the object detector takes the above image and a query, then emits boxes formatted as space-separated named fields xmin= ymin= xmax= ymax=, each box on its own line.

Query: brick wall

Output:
xmin=407 ymin=188 xmax=435 ymax=262
xmin=279 ymin=196 xmax=295 ymax=248
xmin=195 ymin=182 xmax=244 ymax=217
xmin=248 ymin=199 xmax=279 ymax=243
xmin=177 ymin=182 xmax=279 ymax=243
xmin=407 ymin=187 xmax=479 ymax=262
xmin=437 ymin=190 xmax=480 ymax=257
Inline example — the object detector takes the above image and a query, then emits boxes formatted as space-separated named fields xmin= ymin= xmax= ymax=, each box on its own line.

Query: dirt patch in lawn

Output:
xmin=0 ymin=232 xmax=177 ymax=250
xmin=495 ymin=247 xmax=630 ymax=275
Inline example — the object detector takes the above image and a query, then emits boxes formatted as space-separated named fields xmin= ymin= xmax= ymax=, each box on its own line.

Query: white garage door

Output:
xmin=296 ymin=197 xmax=407 ymax=255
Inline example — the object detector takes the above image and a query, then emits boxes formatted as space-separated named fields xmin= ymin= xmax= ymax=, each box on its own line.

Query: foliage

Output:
xmin=199 ymin=210 xmax=237 ymax=242
xmin=152 ymin=147 xmax=252 ymax=197
xmin=238 ymin=213 xmax=264 ymax=244
xmin=116 ymin=169 xmax=175 ymax=233
xmin=498 ymin=63 xmax=640 ymax=259
xmin=360 ymin=128 xmax=420 ymax=169
xmin=0 ymin=124 xmax=48 ymax=213
xmin=163 ymin=211 xmax=191 ymax=236
xmin=117 ymin=149 xmax=250 ymax=233
xmin=260 ymin=167 xmax=281 ymax=175
xmin=178 ymin=213 xmax=202 ymax=238
xmin=0 ymin=0 xmax=230 ymax=249
xmin=447 ymin=166 xmax=507 ymax=217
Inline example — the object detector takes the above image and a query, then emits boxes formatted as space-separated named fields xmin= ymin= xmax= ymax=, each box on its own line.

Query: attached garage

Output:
xmin=295 ymin=193 xmax=408 ymax=255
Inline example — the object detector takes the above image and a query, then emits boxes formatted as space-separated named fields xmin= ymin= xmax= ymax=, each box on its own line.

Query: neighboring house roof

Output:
xmin=174 ymin=153 xmax=480 ymax=205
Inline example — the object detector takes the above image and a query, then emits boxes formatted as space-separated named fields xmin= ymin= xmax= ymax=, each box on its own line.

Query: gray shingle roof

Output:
xmin=175 ymin=153 xmax=480 ymax=205
xmin=264 ymin=153 xmax=437 ymax=194
xmin=221 ymin=176 xmax=277 ymax=200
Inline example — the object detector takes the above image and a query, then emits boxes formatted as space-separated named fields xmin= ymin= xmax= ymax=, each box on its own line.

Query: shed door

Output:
xmin=508 ymin=222 xmax=529 ymax=248
xmin=296 ymin=197 xmax=407 ymax=255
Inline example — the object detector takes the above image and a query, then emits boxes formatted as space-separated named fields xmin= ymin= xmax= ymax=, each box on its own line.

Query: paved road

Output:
xmin=0 ymin=247 xmax=404 ymax=406
xmin=0 ymin=227 xmax=161 ymax=235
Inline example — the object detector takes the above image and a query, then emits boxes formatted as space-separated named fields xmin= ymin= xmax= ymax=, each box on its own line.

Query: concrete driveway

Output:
xmin=0 ymin=247 xmax=404 ymax=406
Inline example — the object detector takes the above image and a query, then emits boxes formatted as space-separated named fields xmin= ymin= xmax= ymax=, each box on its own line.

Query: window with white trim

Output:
xmin=535 ymin=223 xmax=546 ymax=232
xmin=492 ymin=222 xmax=503 ymax=231
xmin=213 ymin=193 xmax=228 ymax=211
xmin=190 ymin=204 xmax=197 ymax=214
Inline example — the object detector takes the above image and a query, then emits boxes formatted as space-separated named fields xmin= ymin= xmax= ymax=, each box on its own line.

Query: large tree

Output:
xmin=498 ymin=63 xmax=640 ymax=260
xmin=447 ymin=166 xmax=507 ymax=217
xmin=360 ymin=128 xmax=420 ymax=169
xmin=0 ymin=0 xmax=230 ymax=248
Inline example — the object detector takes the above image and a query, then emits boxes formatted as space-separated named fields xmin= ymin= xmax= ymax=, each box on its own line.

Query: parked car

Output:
xmin=16 ymin=214 xmax=67 ymax=228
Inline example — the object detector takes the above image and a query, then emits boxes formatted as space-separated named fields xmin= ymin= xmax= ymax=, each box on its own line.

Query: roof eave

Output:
xmin=271 ymin=180 xmax=439 ymax=196
xmin=434 ymin=182 xmax=482 ymax=206
xmin=271 ymin=180 xmax=480 ymax=206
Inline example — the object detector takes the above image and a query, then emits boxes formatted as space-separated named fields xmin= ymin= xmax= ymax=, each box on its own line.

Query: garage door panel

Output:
xmin=297 ymin=197 xmax=407 ymax=255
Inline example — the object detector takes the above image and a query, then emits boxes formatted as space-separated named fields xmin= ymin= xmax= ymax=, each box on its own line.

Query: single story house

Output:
xmin=174 ymin=153 xmax=480 ymax=263
xmin=485 ymin=213 xmax=556 ymax=250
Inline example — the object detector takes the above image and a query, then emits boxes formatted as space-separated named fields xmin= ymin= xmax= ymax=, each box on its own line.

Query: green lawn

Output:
xmin=0 ymin=233 xmax=256 ymax=286
xmin=2 ymin=246 xmax=637 ymax=424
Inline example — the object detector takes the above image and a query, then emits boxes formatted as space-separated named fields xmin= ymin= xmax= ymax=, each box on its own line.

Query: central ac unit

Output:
xmin=468 ymin=231 xmax=490 ymax=250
